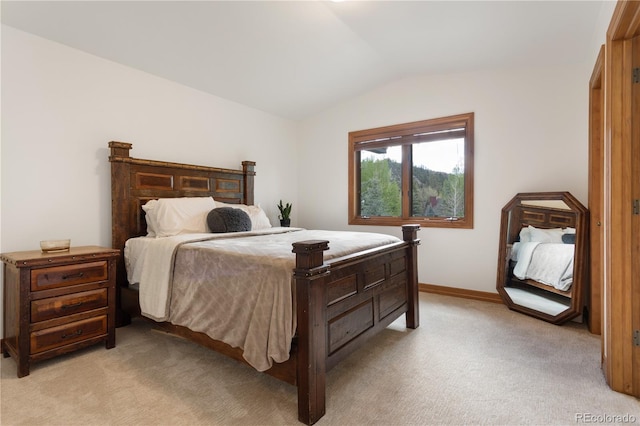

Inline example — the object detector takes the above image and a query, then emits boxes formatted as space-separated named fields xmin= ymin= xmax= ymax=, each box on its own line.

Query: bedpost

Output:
xmin=402 ymin=224 xmax=421 ymax=329
xmin=242 ymin=161 xmax=256 ymax=205
xmin=292 ymin=240 xmax=330 ymax=425
xmin=108 ymin=141 xmax=133 ymax=327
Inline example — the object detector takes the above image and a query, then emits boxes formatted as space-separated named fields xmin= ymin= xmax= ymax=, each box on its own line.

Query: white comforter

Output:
xmin=512 ymin=242 xmax=574 ymax=291
xmin=124 ymin=228 xmax=401 ymax=371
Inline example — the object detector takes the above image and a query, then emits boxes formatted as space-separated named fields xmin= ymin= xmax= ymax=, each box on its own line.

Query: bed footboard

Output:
xmin=292 ymin=224 xmax=420 ymax=425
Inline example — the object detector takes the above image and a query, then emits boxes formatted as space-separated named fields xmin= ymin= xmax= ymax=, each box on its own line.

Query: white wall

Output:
xmin=0 ymin=26 xmax=299 ymax=336
xmin=589 ymin=1 xmax=617 ymax=64
xmin=297 ymin=63 xmax=590 ymax=294
xmin=295 ymin=0 xmax=616 ymax=295
xmin=1 ymin=25 xmax=299 ymax=253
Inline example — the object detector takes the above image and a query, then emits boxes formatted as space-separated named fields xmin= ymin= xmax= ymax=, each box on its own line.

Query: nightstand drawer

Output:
xmin=31 ymin=289 xmax=108 ymax=323
xmin=31 ymin=261 xmax=108 ymax=291
xmin=30 ymin=315 xmax=107 ymax=354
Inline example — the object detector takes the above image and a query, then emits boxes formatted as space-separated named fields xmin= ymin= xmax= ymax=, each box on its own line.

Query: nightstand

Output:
xmin=1 ymin=245 xmax=119 ymax=377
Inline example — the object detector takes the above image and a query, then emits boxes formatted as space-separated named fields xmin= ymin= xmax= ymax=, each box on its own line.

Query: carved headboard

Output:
xmin=506 ymin=203 xmax=577 ymax=244
xmin=108 ymin=141 xmax=255 ymax=289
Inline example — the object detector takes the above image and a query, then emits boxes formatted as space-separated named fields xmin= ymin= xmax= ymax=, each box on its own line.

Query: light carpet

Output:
xmin=1 ymin=292 xmax=639 ymax=425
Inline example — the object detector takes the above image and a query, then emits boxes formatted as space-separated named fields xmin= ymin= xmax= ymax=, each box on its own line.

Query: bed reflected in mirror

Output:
xmin=496 ymin=192 xmax=588 ymax=324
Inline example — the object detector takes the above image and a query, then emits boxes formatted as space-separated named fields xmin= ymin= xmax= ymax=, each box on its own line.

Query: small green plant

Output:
xmin=277 ymin=200 xmax=292 ymax=220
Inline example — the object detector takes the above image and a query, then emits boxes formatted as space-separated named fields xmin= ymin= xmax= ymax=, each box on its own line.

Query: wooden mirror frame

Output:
xmin=496 ymin=192 xmax=589 ymax=324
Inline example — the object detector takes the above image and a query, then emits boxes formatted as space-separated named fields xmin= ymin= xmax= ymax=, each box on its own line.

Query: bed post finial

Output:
xmin=109 ymin=141 xmax=132 ymax=160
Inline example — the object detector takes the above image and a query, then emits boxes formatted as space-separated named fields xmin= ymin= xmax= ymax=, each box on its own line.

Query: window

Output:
xmin=348 ymin=112 xmax=474 ymax=228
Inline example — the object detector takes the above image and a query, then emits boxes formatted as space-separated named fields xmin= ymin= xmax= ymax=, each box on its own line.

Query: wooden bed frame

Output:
xmin=108 ymin=141 xmax=420 ymax=424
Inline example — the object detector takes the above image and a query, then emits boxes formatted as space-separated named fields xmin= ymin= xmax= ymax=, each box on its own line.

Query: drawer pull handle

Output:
xmin=61 ymin=302 xmax=83 ymax=310
xmin=62 ymin=272 xmax=84 ymax=280
xmin=61 ymin=329 xmax=83 ymax=339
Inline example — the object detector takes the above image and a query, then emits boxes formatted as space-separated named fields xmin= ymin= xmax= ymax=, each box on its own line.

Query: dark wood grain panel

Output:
xmin=30 ymin=261 xmax=107 ymax=292
xmin=179 ymin=176 xmax=210 ymax=191
xmin=522 ymin=210 xmax=545 ymax=223
xmin=363 ymin=264 xmax=385 ymax=289
xmin=215 ymin=177 xmax=241 ymax=193
xmin=30 ymin=315 xmax=107 ymax=354
xmin=328 ymin=300 xmax=374 ymax=355
xmin=31 ymin=289 xmax=108 ymax=323
xmin=379 ymin=279 xmax=407 ymax=319
xmin=135 ymin=172 xmax=174 ymax=190
xmin=327 ymin=274 xmax=357 ymax=306
xmin=389 ymin=256 xmax=406 ymax=277
xmin=549 ymin=214 xmax=573 ymax=227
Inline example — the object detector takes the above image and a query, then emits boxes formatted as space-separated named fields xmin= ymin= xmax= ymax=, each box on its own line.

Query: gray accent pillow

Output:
xmin=207 ymin=207 xmax=252 ymax=233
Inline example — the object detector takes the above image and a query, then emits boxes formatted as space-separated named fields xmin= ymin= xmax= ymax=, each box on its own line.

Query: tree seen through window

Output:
xmin=348 ymin=113 xmax=474 ymax=228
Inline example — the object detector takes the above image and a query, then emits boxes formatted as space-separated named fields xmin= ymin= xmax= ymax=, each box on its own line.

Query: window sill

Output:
xmin=349 ymin=217 xmax=473 ymax=229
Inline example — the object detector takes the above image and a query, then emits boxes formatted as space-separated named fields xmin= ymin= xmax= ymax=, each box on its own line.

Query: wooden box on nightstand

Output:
xmin=1 ymin=246 xmax=119 ymax=377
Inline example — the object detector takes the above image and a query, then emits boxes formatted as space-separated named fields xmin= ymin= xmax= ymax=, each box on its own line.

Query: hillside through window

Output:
xmin=348 ymin=113 xmax=474 ymax=228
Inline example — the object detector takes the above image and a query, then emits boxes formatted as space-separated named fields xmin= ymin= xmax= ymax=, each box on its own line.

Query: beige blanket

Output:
xmin=135 ymin=229 xmax=401 ymax=371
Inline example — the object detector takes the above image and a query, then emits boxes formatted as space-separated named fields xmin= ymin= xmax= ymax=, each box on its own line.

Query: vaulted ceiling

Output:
xmin=2 ymin=1 xmax=606 ymax=120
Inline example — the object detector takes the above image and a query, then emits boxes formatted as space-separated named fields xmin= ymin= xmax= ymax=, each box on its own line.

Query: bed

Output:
xmin=108 ymin=141 xmax=421 ymax=424
xmin=510 ymin=226 xmax=575 ymax=293
xmin=505 ymin=204 xmax=578 ymax=298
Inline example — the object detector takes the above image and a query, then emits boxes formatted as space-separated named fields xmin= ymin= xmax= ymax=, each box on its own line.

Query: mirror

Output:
xmin=496 ymin=192 xmax=588 ymax=324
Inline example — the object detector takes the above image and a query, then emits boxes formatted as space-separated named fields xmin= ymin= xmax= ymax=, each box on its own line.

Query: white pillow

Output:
xmin=518 ymin=227 xmax=531 ymax=243
xmin=142 ymin=197 xmax=216 ymax=237
xmin=528 ymin=225 xmax=564 ymax=243
xmin=215 ymin=201 xmax=272 ymax=230
xmin=142 ymin=199 xmax=159 ymax=237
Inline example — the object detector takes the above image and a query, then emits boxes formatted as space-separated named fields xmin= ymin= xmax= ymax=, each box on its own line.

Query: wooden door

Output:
xmin=602 ymin=0 xmax=640 ymax=397
xmin=588 ymin=46 xmax=604 ymax=337
xmin=632 ymin=34 xmax=640 ymax=394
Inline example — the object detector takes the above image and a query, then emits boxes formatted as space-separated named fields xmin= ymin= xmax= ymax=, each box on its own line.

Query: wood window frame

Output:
xmin=348 ymin=112 xmax=474 ymax=228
